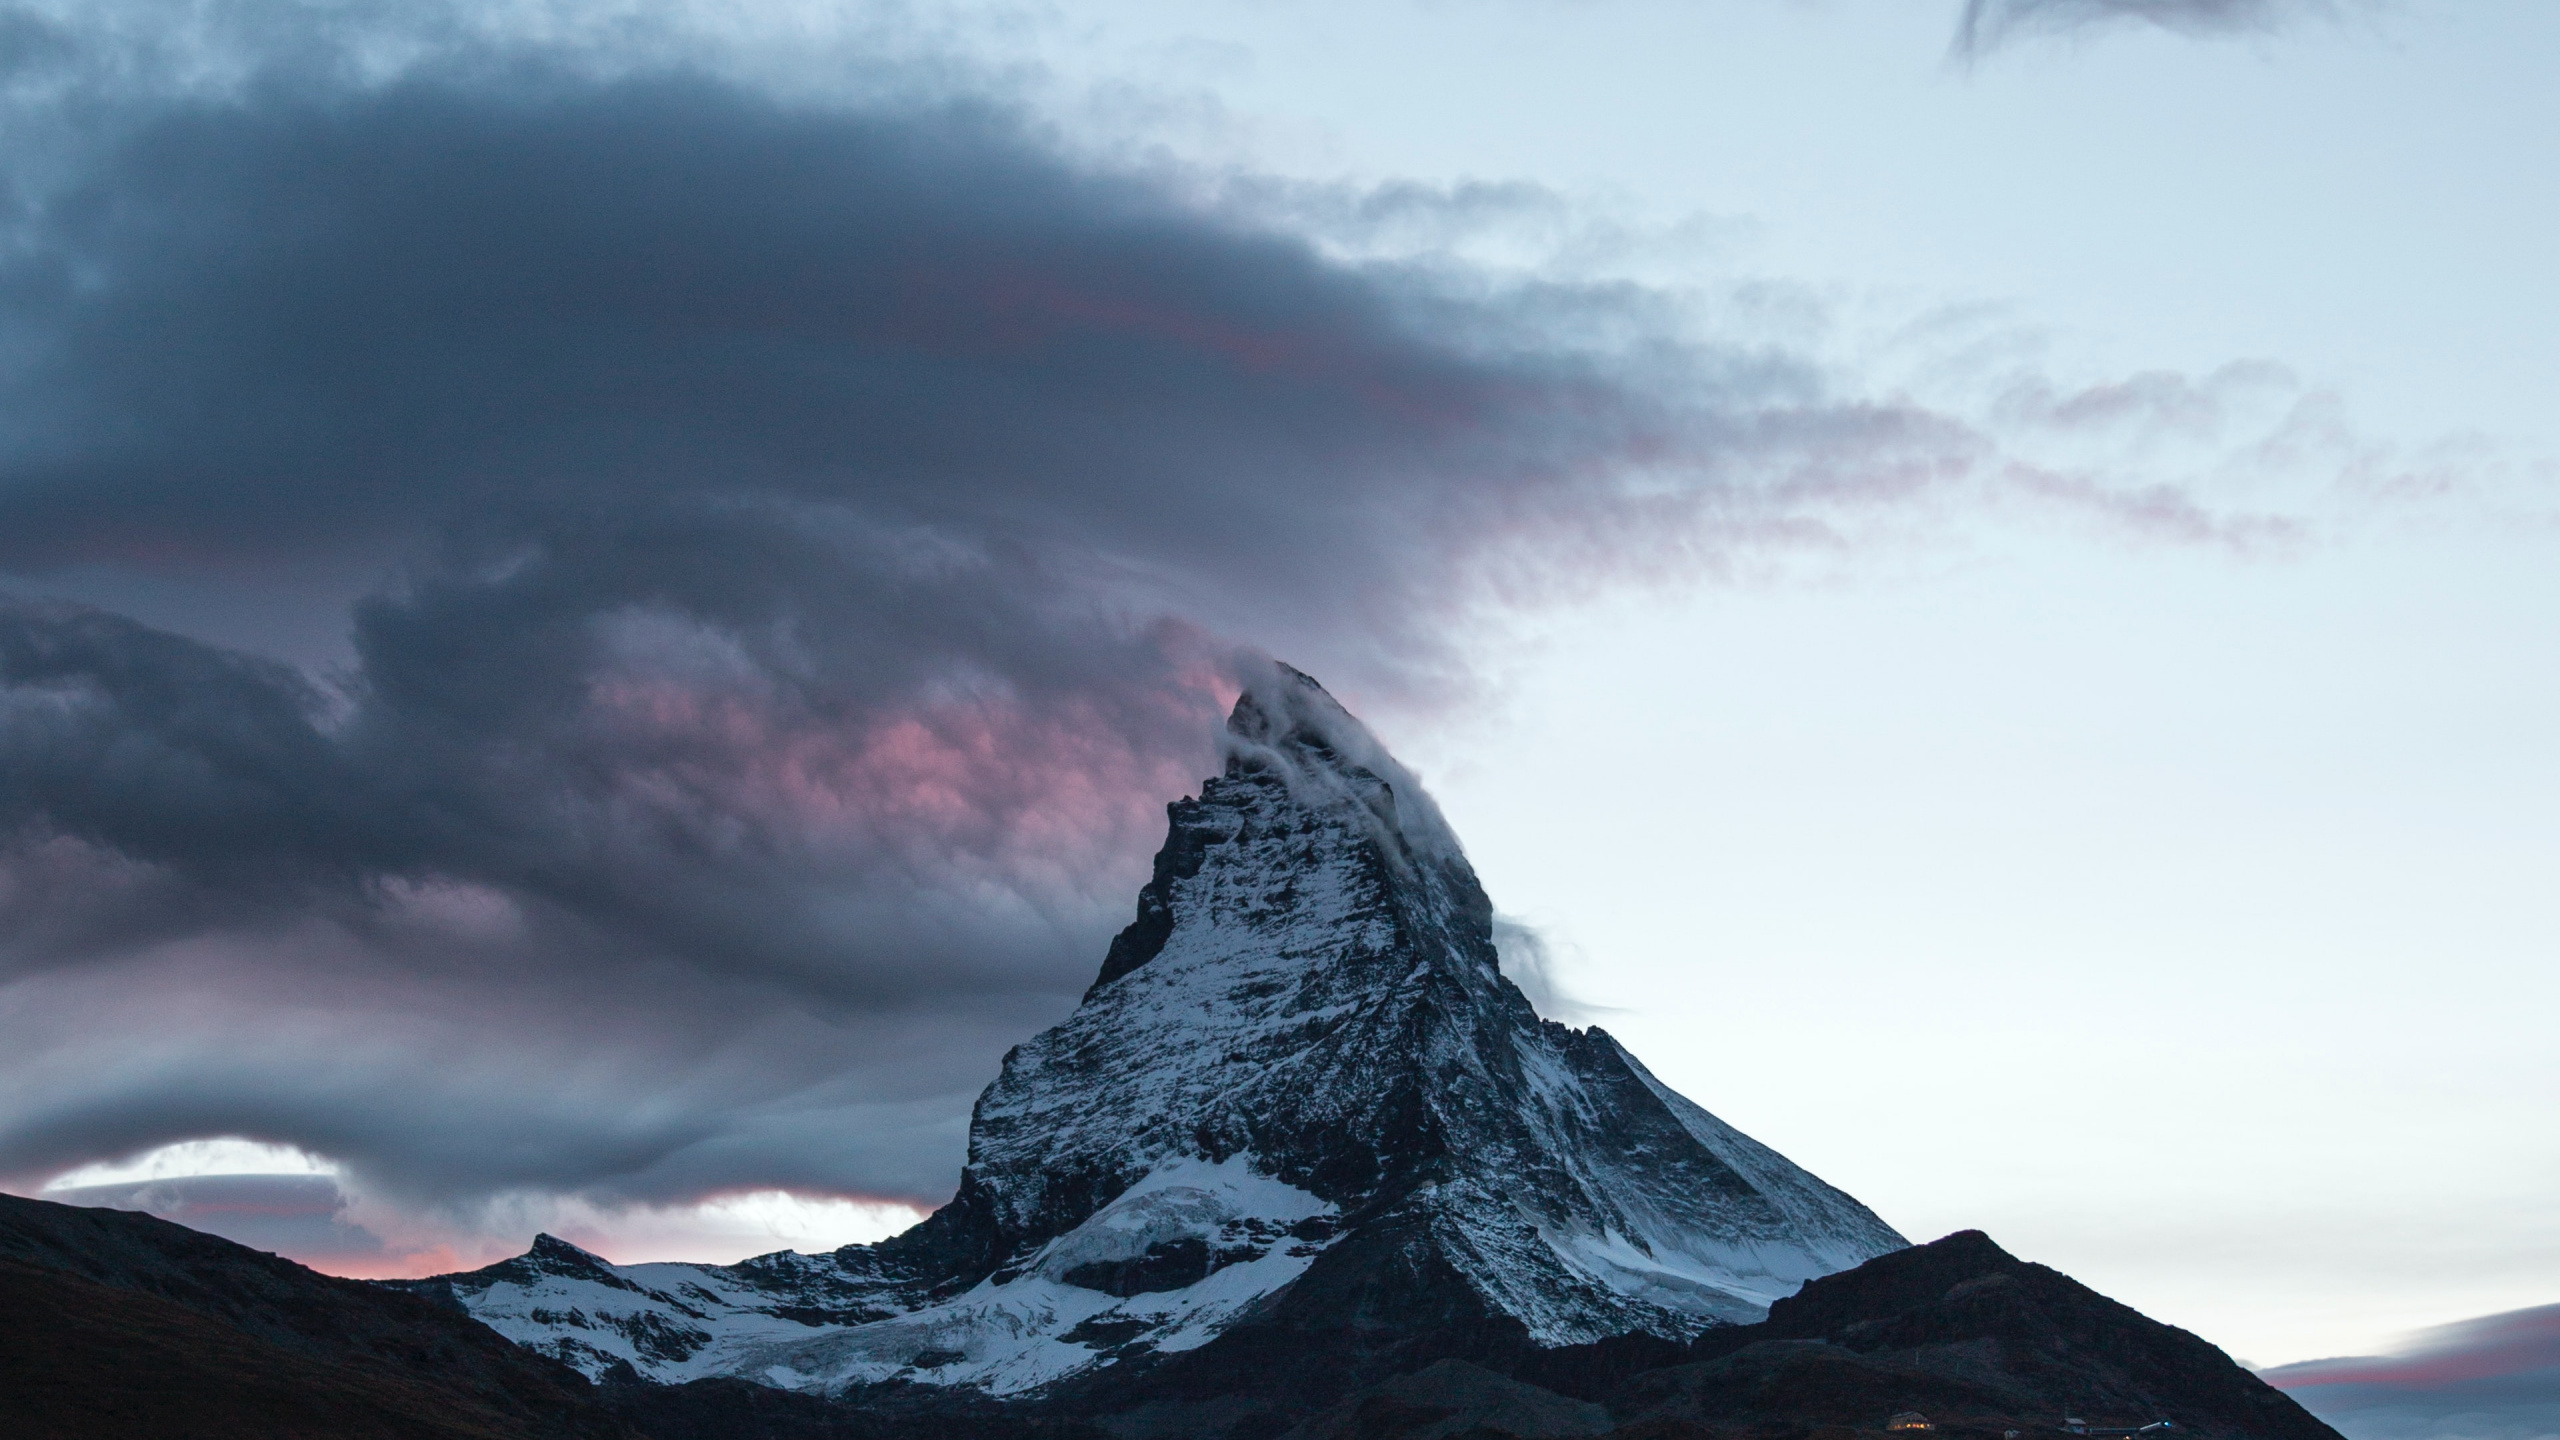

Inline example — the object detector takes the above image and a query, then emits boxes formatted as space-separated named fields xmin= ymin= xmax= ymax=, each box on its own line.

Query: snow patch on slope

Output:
xmin=450 ymin=1155 xmax=1337 ymax=1395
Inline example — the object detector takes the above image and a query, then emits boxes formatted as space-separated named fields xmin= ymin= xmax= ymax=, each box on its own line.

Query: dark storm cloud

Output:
xmin=3 ymin=76 xmax=1478 ymax=566
xmin=1952 ymin=0 xmax=2349 ymax=57
xmin=0 ymin=10 xmax=2236 ymax=1223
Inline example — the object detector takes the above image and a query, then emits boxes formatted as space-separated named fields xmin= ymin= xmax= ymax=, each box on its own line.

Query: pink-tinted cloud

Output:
xmin=2002 ymin=463 xmax=2307 ymax=551
xmin=2269 ymin=1306 xmax=2560 ymax=1392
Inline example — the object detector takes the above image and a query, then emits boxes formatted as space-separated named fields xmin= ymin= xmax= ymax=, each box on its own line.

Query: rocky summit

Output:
xmin=412 ymin=664 xmax=1906 ymax=1402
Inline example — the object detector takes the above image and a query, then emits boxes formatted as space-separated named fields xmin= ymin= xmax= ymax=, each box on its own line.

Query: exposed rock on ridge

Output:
xmin=416 ymin=664 xmax=1906 ymax=1396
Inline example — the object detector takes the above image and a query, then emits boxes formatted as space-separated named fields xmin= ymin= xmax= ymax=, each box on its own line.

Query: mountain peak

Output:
xmin=1090 ymin=660 xmax=1472 ymax=999
xmin=1218 ymin=659 xmax=1465 ymax=870
xmin=503 ymin=1232 xmax=632 ymax=1288
xmin=426 ymin=675 xmax=1907 ymax=1396
xmin=527 ymin=1233 xmax=601 ymax=1263
xmin=1221 ymin=660 xmax=1332 ymax=739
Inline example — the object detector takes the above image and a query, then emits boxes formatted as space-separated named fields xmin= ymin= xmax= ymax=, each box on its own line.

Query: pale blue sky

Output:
xmin=1009 ymin=0 xmax=2560 ymax=455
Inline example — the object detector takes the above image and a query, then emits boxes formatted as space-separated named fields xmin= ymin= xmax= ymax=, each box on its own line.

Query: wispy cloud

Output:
xmin=1952 ymin=0 xmax=2352 ymax=59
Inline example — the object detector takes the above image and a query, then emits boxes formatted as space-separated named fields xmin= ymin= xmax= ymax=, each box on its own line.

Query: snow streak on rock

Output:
xmin=418 ymin=663 xmax=1906 ymax=1394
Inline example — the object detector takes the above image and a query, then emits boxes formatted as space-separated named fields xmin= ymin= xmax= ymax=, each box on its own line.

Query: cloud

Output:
xmin=2266 ymin=1305 xmax=2560 ymax=1440
xmin=37 ymin=1160 xmax=925 ymax=1275
xmin=1951 ymin=0 xmax=2351 ymax=59
xmin=0 ymin=20 xmax=1926 ymax=1225
xmin=41 ymin=1174 xmax=396 ymax=1271
xmin=0 ymin=3 xmax=2343 ymax=1260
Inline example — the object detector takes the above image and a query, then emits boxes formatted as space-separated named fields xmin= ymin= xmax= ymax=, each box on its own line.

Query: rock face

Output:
xmin=416 ymin=665 xmax=1905 ymax=1398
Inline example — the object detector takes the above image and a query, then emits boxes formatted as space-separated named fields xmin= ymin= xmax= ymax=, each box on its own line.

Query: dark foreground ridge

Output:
xmin=0 ymin=1190 xmax=634 ymax=1440
xmin=1576 ymin=1229 xmax=2338 ymax=1440
xmin=600 ymin=1230 xmax=2340 ymax=1440
xmin=0 ymin=671 xmax=2345 ymax=1440
xmin=0 ymin=1199 xmax=2346 ymax=1440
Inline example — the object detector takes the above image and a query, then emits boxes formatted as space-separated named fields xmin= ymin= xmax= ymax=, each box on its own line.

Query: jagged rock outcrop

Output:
xmin=415 ymin=664 xmax=1906 ymax=1398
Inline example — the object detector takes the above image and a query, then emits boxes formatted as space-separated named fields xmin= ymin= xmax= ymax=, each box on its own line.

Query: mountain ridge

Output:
xmin=0 ymin=668 xmax=2349 ymax=1440
xmin=0 ymin=1190 xmax=635 ymax=1440
xmin=411 ymin=664 xmax=1905 ymax=1397
xmin=0 ymin=1189 xmax=2349 ymax=1440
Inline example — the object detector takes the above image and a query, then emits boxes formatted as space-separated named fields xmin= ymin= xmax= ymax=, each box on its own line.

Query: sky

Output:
xmin=0 ymin=0 xmax=2553 ymax=1425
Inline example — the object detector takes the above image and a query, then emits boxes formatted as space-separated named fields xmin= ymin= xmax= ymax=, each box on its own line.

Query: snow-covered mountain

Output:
xmin=414 ymin=665 xmax=1905 ymax=1398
